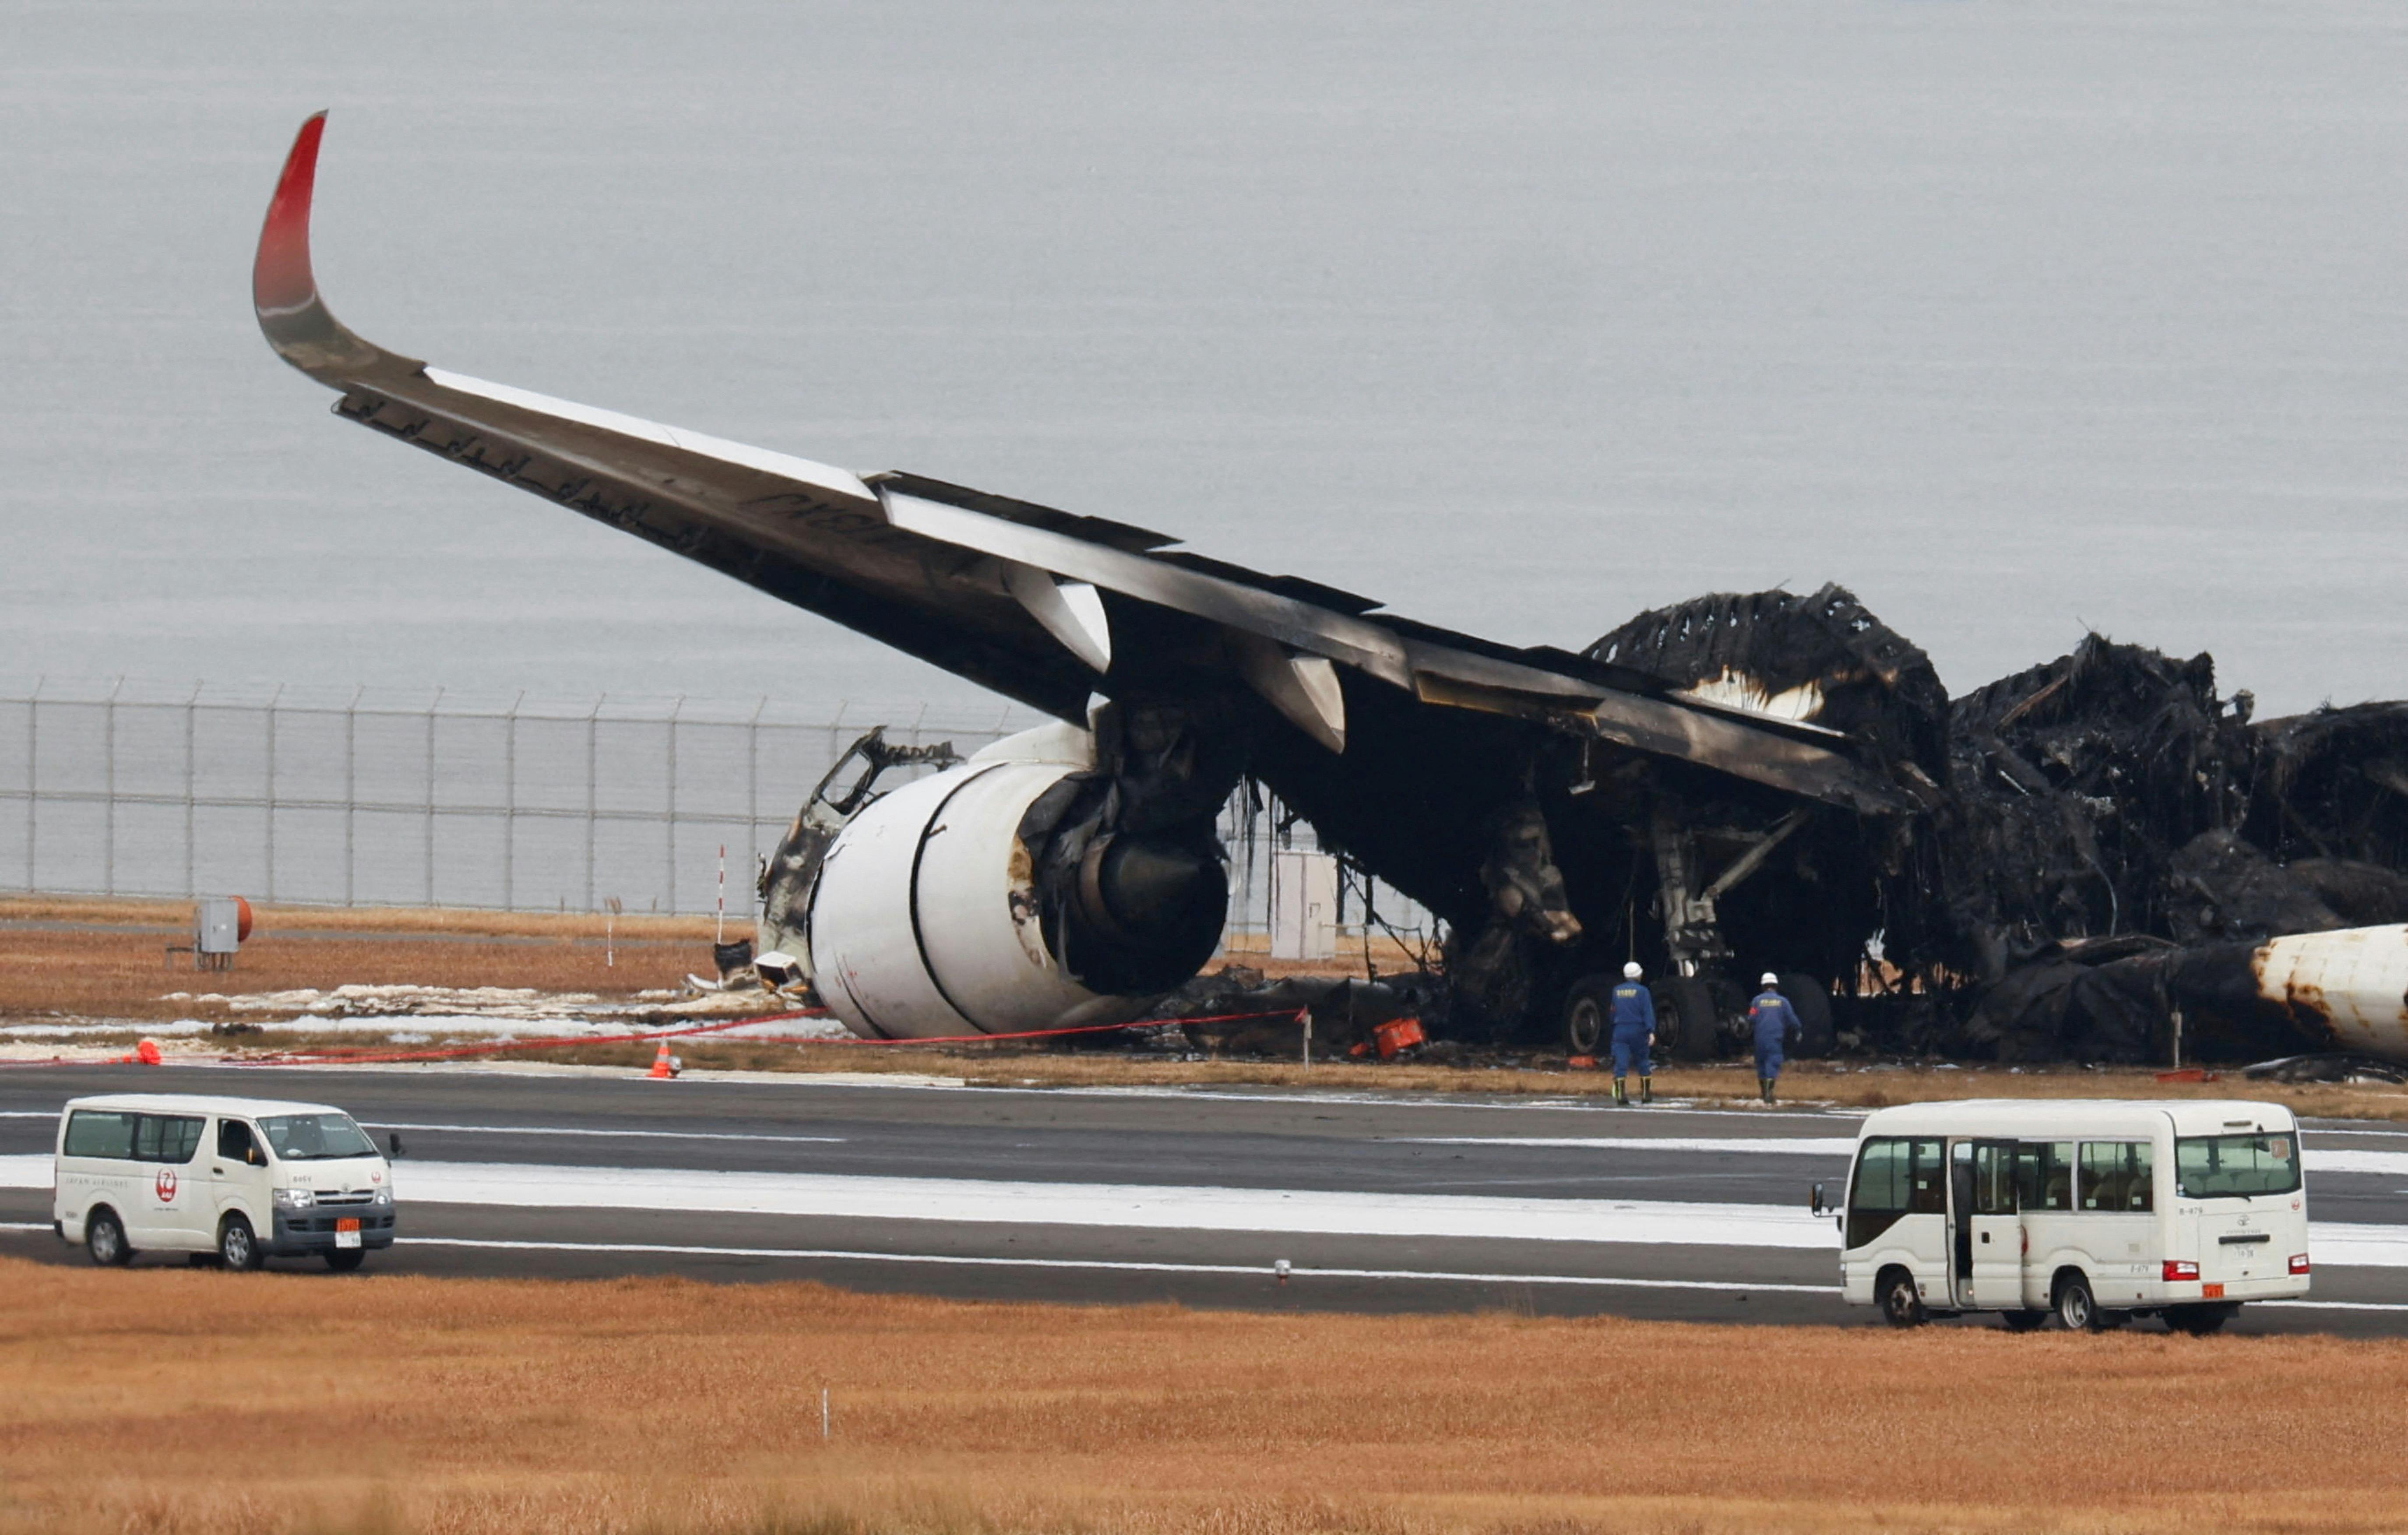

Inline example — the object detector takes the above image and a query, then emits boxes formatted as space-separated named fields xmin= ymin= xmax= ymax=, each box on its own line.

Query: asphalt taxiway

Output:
xmin=4 ymin=1063 xmax=2404 ymax=1333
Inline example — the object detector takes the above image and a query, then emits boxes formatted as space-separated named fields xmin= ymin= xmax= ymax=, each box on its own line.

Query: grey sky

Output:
xmin=4 ymin=1 xmax=2403 ymax=719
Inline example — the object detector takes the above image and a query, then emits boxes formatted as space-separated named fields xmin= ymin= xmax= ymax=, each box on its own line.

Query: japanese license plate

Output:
xmin=335 ymin=1218 xmax=362 ymax=1249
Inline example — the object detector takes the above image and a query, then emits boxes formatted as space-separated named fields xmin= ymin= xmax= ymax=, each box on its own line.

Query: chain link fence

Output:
xmin=0 ymin=677 xmax=1435 ymax=945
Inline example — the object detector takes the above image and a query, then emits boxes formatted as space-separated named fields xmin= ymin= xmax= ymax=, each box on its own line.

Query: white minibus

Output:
xmin=1835 ymin=1099 xmax=2309 ymax=1334
xmin=53 ymin=1093 xmax=396 ymax=1271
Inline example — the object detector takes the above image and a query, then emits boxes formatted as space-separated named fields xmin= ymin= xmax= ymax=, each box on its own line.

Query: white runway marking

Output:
xmin=401 ymin=1235 xmax=1836 ymax=1292
xmin=361 ymin=1121 xmax=845 ymax=1146
xmin=1402 ymin=1137 xmax=1858 ymax=1156
xmin=386 ymin=1161 xmax=1839 ymax=1248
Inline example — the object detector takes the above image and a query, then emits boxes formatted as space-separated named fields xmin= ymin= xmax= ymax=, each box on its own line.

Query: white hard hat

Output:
xmin=1760 ymin=972 xmax=1779 ymax=987
xmin=1623 ymin=961 xmax=1643 ymax=980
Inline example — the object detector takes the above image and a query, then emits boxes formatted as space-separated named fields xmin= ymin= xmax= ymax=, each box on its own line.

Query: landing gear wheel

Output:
xmin=324 ymin=1248 xmax=365 ymax=1273
xmin=2054 ymin=1274 xmax=2100 ymax=1332
xmin=1778 ymin=972 xmax=1834 ymax=1057
xmin=1877 ymin=1269 xmax=1926 ymax=1329
xmin=1656 ymin=977 xmax=1717 ymax=1063
xmin=2000 ymin=1309 xmax=2049 ymax=1333
xmin=85 ymin=1209 xmax=131 ymax=1267
xmin=1562 ymin=979 xmax=1611 ymax=1056
xmin=218 ymin=1215 xmax=264 ymax=1272
xmin=2166 ymin=1303 xmax=2237 ymax=1336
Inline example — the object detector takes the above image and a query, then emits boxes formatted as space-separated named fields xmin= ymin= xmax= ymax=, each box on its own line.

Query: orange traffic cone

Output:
xmin=647 ymin=1040 xmax=680 ymax=1079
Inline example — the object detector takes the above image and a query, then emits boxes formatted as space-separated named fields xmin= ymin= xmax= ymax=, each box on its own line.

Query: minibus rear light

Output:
xmin=2162 ymin=1260 xmax=2200 ymax=1282
xmin=2289 ymin=1253 xmax=2311 ymax=1275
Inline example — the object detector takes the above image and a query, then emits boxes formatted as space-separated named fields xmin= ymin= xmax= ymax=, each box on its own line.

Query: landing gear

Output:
xmin=1562 ymin=979 xmax=1610 ymax=1056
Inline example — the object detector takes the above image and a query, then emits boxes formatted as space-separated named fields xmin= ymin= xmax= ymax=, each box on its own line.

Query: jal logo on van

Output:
xmin=370 ymin=1171 xmax=382 ymax=1184
xmin=155 ymin=1169 xmax=177 ymax=1203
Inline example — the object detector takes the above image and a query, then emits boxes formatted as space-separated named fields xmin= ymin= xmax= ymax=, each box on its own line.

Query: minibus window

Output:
xmin=2015 ymin=1142 xmax=2073 ymax=1212
xmin=1846 ymin=1137 xmax=1943 ymax=1247
xmin=2176 ymin=1134 xmax=2301 ymax=1199
xmin=131 ymin=1114 xmax=204 ymax=1165
xmin=257 ymin=1113 xmax=376 ymax=1161
xmin=217 ymin=1119 xmax=260 ymax=1163
xmin=2078 ymin=1141 xmax=2154 ymax=1212
xmin=62 ymin=1110 xmax=136 ymax=1160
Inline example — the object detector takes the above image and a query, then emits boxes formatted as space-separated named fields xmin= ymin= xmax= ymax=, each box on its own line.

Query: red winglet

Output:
xmin=253 ymin=112 xmax=328 ymax=321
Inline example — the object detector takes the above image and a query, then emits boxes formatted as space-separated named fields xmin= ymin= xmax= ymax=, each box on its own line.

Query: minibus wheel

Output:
xmin=324 ymin=1249 xmax=365 ymax=1273
xmin=2053 ymin=1273 xmax=2101 ymax=1332
xmin=84 ymin=1208 xmax=131 ymax=1267
xmin=1876 ymin=1267 xmax=1926 ymax=1328
xmin=2000 ymin=1309 xmax=2048 ymax=1333
xmin=217 ymin=1215 xmax=264 ymax=1272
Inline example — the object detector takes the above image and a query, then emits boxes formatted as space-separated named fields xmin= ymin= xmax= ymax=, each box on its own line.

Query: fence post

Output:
xmin=24 ymin=676 xmax=40 ymax=891
xmin=584 ymin=695 xmax=600 ymax=913
xmin=504 ymin=690 xmax=522 ymax=911
xmin=424 ymin=686 xmax=441 ymax=905
xmin=183 ymin=682 xmax=200 ymax=899
xmin=264 ymin=683 xmax=282 ymax=903
xmin=344 ymin=685 xmax=361 ymax=907
xmin=103 ymin=677 xmax=121 ymax=897
xmin=748 ymin=696 xmax=764 ymax=890
xmin=666 ymin=695 xmax=683 ymax=914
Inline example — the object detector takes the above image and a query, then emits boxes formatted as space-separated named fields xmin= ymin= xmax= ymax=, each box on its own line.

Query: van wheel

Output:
xmin=2054 ymin=1273 xmax=2100 ymax=1332
xmin=85 ymin=1209 xmax=131 ymax=1267
xmin=2166 ymin=1303 xmax=2238 ymax=1336
xmin=324 ymin=1249 xmax=365 ymax=1273
xmin=218 ymin=1215 xmax=264 ymax=1272
xmin=1876 ymin=1268 xmax=1926 ymax=1329
xmin=2000 ymin=1309 xmax=2049 ymax=1333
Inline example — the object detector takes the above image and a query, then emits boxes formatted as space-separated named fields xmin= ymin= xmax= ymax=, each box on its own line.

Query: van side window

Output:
xmin=217 ymin=1119 xmax=258 ymax=1162
xmin=1846 ymin=1136 xmax=1944 ymax=1247
xmin=63 ymin=1110 xmax=137 ymax=1159
xmin=2014 ymin=1141 xmax=2074 ymax=1212
xmin=131 ymin=1114 xmax=204 ymax=1165
xmin=2079 ymin=1141 xmax=2154 ymax=1212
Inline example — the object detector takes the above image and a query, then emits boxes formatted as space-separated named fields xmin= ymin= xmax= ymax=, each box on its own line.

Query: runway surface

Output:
xmin=5 ymin=1063 xmax=2406 ymax=1334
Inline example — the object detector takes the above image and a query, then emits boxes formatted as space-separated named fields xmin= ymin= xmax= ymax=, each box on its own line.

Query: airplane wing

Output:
xmin=254 ymin=113 xmax=1907 ymax=817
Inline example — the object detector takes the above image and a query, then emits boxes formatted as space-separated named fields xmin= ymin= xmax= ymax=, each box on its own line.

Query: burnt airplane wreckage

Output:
xmin=252 ymin=115 xmax=2408 ymax=1067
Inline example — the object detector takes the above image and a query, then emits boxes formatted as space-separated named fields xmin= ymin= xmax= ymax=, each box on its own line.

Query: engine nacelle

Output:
xmin=804 ymin=728 xmax=1227 ymax=1039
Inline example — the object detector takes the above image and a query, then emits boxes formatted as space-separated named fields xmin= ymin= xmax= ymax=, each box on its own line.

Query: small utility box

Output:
xmin=1269 ymin=849 xmax=1338 ymax=962
xmin=194 ymin=898 xmax=243 ymax=972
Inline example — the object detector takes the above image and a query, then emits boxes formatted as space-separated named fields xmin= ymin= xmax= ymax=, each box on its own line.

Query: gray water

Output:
xmin=4 ymin=1 xmax=2405 ymax=722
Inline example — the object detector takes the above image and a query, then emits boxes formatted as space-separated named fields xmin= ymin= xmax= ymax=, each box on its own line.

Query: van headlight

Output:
xmin=273 ymin=1188 xmax=315 ymax=1211
xmin=375 ymin=1185 xmax=392 ymax=1205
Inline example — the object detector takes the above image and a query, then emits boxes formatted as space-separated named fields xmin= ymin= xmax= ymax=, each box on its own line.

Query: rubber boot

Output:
xmin=1612 ymin=1078 xmax=1628 ymax=1107
xmin=1760 ymin=1077 xmax=1774 ymax=1104
xmin=1639 ymin=1075 xmax=1653 ymax=1105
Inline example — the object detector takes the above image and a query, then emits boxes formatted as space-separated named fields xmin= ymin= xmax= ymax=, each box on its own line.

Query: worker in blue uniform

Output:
xmin=1609 ymin=961 xmax=1656 ymax=1106
xmin=1748 ymin=972 xmax=1800 ymax=1104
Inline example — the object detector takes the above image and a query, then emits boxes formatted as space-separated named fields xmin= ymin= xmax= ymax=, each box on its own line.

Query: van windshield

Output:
xmin=2176 ymin=1134 xmax=2301 ymax=1199
xmin=257 ymin=1113 xmax=376 ymax=1161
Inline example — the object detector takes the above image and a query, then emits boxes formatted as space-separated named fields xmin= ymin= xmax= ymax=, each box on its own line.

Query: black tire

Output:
xmin=1561 ymin=978 xmax=1612 ymax=1056
xmin=2165 ymin=1303 xmax=2238 ymax=1336
xmin=1876 ymin=1267 xmax=1926 ymax=1329
xmin=324 ymin=1248 xmax=365 ymax=1273
xmin=1778 ymin=972 xmax=1834 ymax=1057
xmin=218 ymin=1214 xmax=264 ymax=1272
xmin=2000 ymin=1309 xmax=2049 ymax=1333
xmin=2054 ymin=1272 xmax=2101 ymax=1332
xmin=1655 ymin=977 xmax=1717 ymax=1062
xmin=85 ymin=1208 xmax=131 ymax=1267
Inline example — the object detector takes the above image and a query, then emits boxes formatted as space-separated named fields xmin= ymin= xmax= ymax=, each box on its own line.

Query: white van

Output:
xmin=1835 ymin=1099 xmax=2309 ymax=1334
xmin=52 ymin=1093 xmax=396 ymax=1272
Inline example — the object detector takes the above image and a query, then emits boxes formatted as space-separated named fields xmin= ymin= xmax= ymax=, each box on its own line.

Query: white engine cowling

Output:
xmin=805 ymin=725 xmax=1226 ymax=1040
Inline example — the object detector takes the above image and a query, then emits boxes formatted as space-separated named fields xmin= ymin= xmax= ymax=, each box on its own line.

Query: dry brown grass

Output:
xmin=0 ymin=1257 xmax=2401 ymax=1535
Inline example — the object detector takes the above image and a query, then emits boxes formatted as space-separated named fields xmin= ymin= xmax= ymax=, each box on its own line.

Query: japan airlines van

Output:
xmin=1836 ymin=1099 xmax=2309 ymax=1334
xmin=53 ymin=1094 xmax=396 ymax=1271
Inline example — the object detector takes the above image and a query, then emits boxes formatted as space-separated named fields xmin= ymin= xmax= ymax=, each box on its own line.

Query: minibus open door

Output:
xmin=1950 ymin=1139 xmax=2021 ymax=1308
